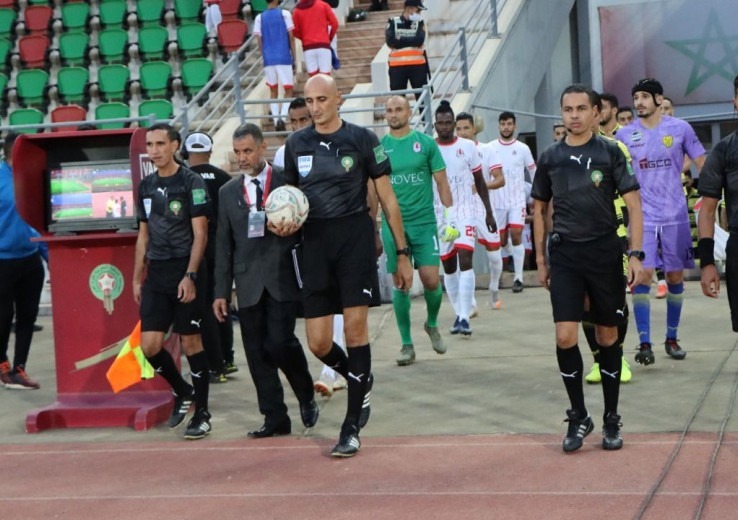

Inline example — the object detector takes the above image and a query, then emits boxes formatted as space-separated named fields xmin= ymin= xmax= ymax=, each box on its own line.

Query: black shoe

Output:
xmin=331 ymin=426 xmax=361 ymax=458
xmin=247 ymin=420 xmax=291 ymax=439
xmin=635 ymin=342 xmax=655 ymax=365
xmin=512 ymin=279 xmax=524 ymax=293
xmin=275 ymin=119 xmax=286 ymax=132
xmin=664 ymin=339 xmax=686 ymax=360
xmin=358 ymin=373 xmax=373 ymax=429
xmin=602 ymin=412 xmax=623 ymax=450
xmin=458 ymin=318 xmax=472 ymax=336
xmin=300 ymin=399 xmax=319 ymax=428
xmin=449 ymin=316 xmax=461 ymax=335
xmin=209 ymin=370 xmax=228 ymax=384
xmin=10 ymin=323 xmax=43 ymax=332
xmin=223 ymin=362 xmax=239 ymax=374
xmin=184 ymin=409 xmax=212 ymax=440
xmin=168 ymin=386 xmax=195 ymax=429
xmin=562 ymin=409 xmax=594 ymax=453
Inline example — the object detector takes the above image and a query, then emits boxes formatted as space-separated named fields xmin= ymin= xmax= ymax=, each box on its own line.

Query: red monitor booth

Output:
xmin=13 ymin=128 xmax=179 ymax=432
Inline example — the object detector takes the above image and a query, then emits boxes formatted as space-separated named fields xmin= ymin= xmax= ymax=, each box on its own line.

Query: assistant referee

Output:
xmin=278 ymin=74 xmax=413 ymax=458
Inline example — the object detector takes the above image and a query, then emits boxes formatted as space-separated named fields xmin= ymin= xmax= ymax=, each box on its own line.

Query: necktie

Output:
xmin=253 ymin=178 xmax=263 ymax=211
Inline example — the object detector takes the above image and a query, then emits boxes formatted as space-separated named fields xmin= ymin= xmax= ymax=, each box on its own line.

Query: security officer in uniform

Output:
xmin=532 ymin=84 xmax=646 ymax=453
xmin=386 ymin=0 xmax=429 ymax=100
xmin=134 ymin=123 xmax=212 ymax=440
xmin=182 ymin=132 xmax=236 ymax=382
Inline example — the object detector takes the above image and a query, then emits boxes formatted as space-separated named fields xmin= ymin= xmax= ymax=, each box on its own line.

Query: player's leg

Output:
xmin=476 ymin=213 xmax=502 ymax=309
xmin=303 ymin=49 xmax=319 ymax=76
xmin=509 ymin=207 xmax=526 ymax=293
xmin=277 ymin=65 xmax=294 ymax=131
xmin=632 ymin=224 xmax=658 ymax=365
xmin=661 ymin=221 xmax=694 ymax=359
xmin=414 ymin=221 xmax=445 ymax=354
xmin=317 ymin=48 xmax=332 ymax=75
xmin=315 ymin=314 xmax=344 ymax=397
xmin=381 ymin=220 xmax=415 ymax=365
xmin=264 ymin=66 xmax=280 ymax=127
xmin=455 ymin=221 xmax=476 ymax=335
xmin=439 ymin=219 xmax=461 ymax=332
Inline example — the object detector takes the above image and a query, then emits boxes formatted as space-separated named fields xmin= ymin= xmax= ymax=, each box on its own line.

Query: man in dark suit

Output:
xmin=213 ymin=123 xmax=318 ymax=438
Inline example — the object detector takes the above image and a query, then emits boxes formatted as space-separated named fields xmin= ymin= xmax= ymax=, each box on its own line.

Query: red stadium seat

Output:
xmin=0 ymin=0 xmax=16 ymax=8
xmin=18 ymin=34 xmax=49 ymax=68
xmin=217 ymin=19 xmax=247 ymax=56
xmin=219 ymin=0 xmax=243 ymax=20
xmin=24 ymin=5 xmax=52 ymax=35
xmin=50 ymin=103 xmax=87 ymax=132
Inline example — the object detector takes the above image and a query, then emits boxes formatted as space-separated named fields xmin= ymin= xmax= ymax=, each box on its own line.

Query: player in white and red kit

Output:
xmin=489 ymin=112 xmax=537 ymax=293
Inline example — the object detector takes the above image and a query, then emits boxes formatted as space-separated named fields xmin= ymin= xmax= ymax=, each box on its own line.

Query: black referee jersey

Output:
xmin=283 ymin=121 xmax=391 ymax=221
xmin=699 ymin=131 xmax=738 ymax=233
xmin=532 ymin=134 xmax=639 ymax=242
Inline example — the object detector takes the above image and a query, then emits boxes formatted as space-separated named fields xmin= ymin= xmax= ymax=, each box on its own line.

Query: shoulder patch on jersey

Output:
xmin=192 ymin=188 xmax=207 ymax=205
xmin=626 ymin=162 xmax=635 ymax=175
xmin=298 ymin=155 xmax=313 ymax=177
xmin=373 ymin=144 xmax=387 ymax=164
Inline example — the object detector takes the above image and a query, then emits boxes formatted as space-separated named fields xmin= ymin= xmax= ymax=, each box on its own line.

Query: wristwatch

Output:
xmin=628 ymin=250 xmax=645 ymax=261
xmin=396 ymin=246 xmax=410 ymax=256
xmin=184 ymin=271 xmax=198 ymax=281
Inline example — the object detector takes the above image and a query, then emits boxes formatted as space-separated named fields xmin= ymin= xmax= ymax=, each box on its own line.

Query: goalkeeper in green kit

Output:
xmin=380 ymin=96 xmax=457 ymax=366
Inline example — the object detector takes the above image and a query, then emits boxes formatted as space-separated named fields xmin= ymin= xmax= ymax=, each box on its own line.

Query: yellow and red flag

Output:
xmin=105 ymin=321 xmax=155 ymax=393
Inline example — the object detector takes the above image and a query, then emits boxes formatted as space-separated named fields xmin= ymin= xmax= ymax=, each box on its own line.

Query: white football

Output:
xmin=265 ymin=185 xmax=309 ymax=227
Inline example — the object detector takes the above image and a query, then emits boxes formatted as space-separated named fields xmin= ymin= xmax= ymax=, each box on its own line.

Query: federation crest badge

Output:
xmin=89 ymin=264 xmax=124 ymax=315
xmin=662 ymin=135 xmax=673 ymax=148
xmin=591 ymin=170 xmax=604 ymax=187
xmin=298 ymin=155 xmax=313 ymax=177
xmin=456 ymin=148 xmax=464 ymax=158
xmin=341 ymin=156 xmax=354 ymax=172
xmin=413 ymin=141 xmax=422 ymax=153
xmin=169 ymin=200 xmax=182 ymax=215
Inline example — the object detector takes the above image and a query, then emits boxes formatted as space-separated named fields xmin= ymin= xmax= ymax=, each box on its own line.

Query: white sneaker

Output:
xmin=333 ymin=376 xmax=347 ymax=391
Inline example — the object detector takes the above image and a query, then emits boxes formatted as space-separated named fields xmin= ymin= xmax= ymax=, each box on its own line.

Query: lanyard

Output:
xmin=243 ymin=166 xmax=272 ymax=209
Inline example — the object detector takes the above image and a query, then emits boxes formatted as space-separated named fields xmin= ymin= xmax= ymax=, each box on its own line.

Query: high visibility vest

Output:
xmin=388 ymin=17 xmax=425 ymax=67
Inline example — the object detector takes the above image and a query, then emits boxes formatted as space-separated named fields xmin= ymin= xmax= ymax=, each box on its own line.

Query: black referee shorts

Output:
xmin=549 ymin=233 xmax=626 ymax=326
xmin=140 ymin=258 xmax=206 ymax=335
xmin=725 ymin=234 xmax=738 ymax=332
xmin=300 ymin=212 xmax=380 ymax=319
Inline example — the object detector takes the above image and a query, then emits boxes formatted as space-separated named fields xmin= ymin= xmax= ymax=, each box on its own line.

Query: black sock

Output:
xmin=146 ymin=349 xmax=190 ymax=396
xmin=617 ymin=305 xmax=629 ymax=346
xmin=598 ymin=342 xmax=622 ymax=418
xmin=556 ymin=344 xmax=586 ymax=416
xmin=343 ymin=344 xmax=371 ymax=433
xmin=318 ymin=342 xmax=349 ymax=378
xmin=187 ymin=351 xmax=210 ymax=412
xmin=581 ymin=312 xmax=599 ymax=362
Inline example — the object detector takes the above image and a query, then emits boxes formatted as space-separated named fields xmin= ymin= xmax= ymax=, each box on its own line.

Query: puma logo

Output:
xmin=319 ymin=141 xmax=331 ymax=151
xmin=560 ymin=371 xmax=578 ymax=379
xmin=601 ymin=369 xmax=619 ymax=379
xmin=616 ymin=309 xmax=625 ymax=317
xmin=586 ymin=158 xmax=592 ymax=170
xmin=570 ymin=154 xmax=583 ymax=165
xmin=348 ymin=372 xmax=365 ymax=383
xmin=362 ymin=288 xmax=373 ymax=298
xmin=190 ymin=319 xmax=202 ymax=328
xmin=191 ymin=371 xmax=203 ymax=378
xmin=157 ymin=187 xmax=167 ymax=197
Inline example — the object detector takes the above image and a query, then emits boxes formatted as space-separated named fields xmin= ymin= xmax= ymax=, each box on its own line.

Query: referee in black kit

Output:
xmin=133 ymin=123 xmax=212 ymax=440
xmin=275 ymin=74 xmax=413 ymax=458
xmin=532 ymin=84 xmax=647 ymax=453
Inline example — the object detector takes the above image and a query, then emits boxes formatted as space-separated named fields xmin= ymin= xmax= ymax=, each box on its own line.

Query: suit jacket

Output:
xmin=214 ymin=166 xmax=301 ymax=308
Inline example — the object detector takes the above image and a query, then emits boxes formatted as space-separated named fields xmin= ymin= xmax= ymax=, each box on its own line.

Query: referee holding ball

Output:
xmin=278 ymin=74 xmax=413 ymax=457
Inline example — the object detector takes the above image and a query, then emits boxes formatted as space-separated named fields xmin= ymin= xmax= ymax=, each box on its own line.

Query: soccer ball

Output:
xmin=265 ymin=185 xmax=309 ymax=227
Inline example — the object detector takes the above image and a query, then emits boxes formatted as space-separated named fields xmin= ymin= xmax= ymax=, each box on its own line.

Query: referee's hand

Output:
xmin=537 ymin=264 xmax=550 ymax=291
xmin=268 ymin=220 xmax=302 ymax=237
xmin=213 ymin=298 xmax=230 ymax=322
xmin=700 ymin=264 xmax=720 ymax=298
xmin=178 ymin=277 xmax=196 ymax=303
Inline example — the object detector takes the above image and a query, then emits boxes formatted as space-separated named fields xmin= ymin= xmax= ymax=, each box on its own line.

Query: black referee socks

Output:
xmin=146 ymin=348 xmax=191 ymax=397
xmin=344 ymin=344 xmax=371 ymax=432
xmin=187 ymin=350 xmax=210 ymax=412
xmin=318 ymin=342 xmax=349 ymax=378
xmin=556 ymin=344 xmax=586 ymax=417
xmin=598 ymin=342 xmax=622 ymax=418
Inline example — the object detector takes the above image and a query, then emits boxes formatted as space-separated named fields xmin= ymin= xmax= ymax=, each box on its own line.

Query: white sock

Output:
xmin=320 ymin=315 xmax=346 ymax=381
xmin=458 ymin=269 xmax=475 ymax=321
xmin=280 ymin=102 xmax=289 ymax=118
xmin=512 ymin=243 xmax=525 ymax=281
xmin=502 ymin=240 xmax=513 ymax=256
xmin=488 ymin=249 xmax=503 ymax=292
xmin=270 ymin=102 xmax=279 ymax=124
xmin=444 ymin=270 xmax=460 ymax=316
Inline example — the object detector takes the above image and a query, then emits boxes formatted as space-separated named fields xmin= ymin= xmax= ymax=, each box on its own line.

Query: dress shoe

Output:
xmin=247 ymin=421 xmax=291 ymax=439
xmin=300 ymin=399 xmax=319 ymax=428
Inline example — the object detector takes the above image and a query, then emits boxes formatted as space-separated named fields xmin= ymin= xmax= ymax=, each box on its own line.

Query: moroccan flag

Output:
xmin=105 ymin=321 xmax=155 ymax=393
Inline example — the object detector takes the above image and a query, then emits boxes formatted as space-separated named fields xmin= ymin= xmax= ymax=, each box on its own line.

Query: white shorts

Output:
xmin=304 ymin=48 xmax=332 ymax=75
xmin=475 ymin=214 xmax=501 ymax=248
xmin=494 ymin=206 xmax=527 ymax=233
xmin=264 ymin=65 xmax=294 ymax=89
xmin=438 ymin=218 xmax=477 ymax=261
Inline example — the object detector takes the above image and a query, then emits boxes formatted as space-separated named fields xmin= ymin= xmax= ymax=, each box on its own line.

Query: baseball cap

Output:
xmin=404 ymin=0 xmax=426 ymax=9
xmin=631 ymin=78 xmax=663 ymax=98
xmin=184 ymin=132 xmax=213 ymax=153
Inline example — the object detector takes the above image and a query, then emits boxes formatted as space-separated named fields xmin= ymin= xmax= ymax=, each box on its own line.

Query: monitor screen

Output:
xmin=48 ymin=159 xmax=136 ymax=233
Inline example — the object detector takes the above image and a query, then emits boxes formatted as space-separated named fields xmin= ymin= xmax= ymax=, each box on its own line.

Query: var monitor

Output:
xmin=48 ymin=159 xmax=136 ymax=234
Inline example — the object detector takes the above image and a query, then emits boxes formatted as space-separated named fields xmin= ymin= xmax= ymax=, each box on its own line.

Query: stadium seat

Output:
xmin=18 ymin=34 xmax=49 ymax=68
xmin=220 ymin=0 xmax=244 ymax=21
xmin=138 ymin=60 xmax=171 ymax=98
xmin=50 ymin=104 xmax=86 ymax=132
xmin=96 ymin=64 xmax=129 ymax=102
xmin=135 ymin=0 xmax=165 ymax=27
xmin=176 ymin=22 xmax=208 ymax=59
xmin=136 ymin=26 xmax=169 ymax=61
xmin=27 ymin=0 xmax=51 ymax=5
xmin=0 ymin=8 xmax=17 ymax=41
xmin=0 ymin=1 xmax=16 ymax=9
xmin=58 ymin=32 xmax=88 ymax=67
xmin=60 ymin=2 xmax=89 ymax=33
xmin=9 ymin=107 xmax=44 ymax=132
xmin=138 ymin=99 xmax=172 ymax=126
xmin=0 ymin=71 xmax=8 ymax=98
xmin=14 ymin=68 xmax=48 ymax=107
xmin=23 ymin=5 xmax=52 ymax=35
xmin=55 ymin=66 xmax=89 ymax=106
xmin=97 ymin=0 xmax=127 ymax=29
xmin=180 ymin=57 xmax=213 ymax=100
xmin=0 ymin=36 xmax=11 ymax=72
xmin=95 ymin=101 xmax=129 ymax=129
xmin=97 ymin=28 xmax=129 ymax=64
xmin=174 ymin=0 xmax=202 ymax=24
xmin=217 ymin=19 xmax=247 ymax=57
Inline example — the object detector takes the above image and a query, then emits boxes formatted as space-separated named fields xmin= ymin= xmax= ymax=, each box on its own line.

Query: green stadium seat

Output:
xmin=97 ymin=28 xmax=129 ymax=64
xmin=174 ymin=0 xmax=202 ymax=24
xmin=60 ymin=2 xmax=90 ymax=33
xmin=50 ymin=104 xmax=86 ymax=132
xmin=135 ymin=0 xmax=165 ymax=27
xmin=58 ymin=32 xmax=89 ymax=67
xmin=9 ymin=107 xmax=44 ymax=133
xmin=27 ymin=0 xmax=51 ymax=5
xmin=95 ymin=101 xmax=130 ymax=129
xmin=56 ymin=66 xmax=89 ymax=106
xmin=0 ymin=8 xmax=17 ymax=41
xmin=0 ymin=37 xmax=11 ymax=72
xmin=96 ymin=64 xmax=129 ymax=102
xmin=138 ymin=99 xmax=172 ymax=126
xmin=98 ymin=0 xmax=128 ymax=29
xmin=138 ymin=60 xmax=171 ymax=98
xmin=180 ymin=57 xmax=213 ymax=100
xmin=176 ymin=22 xmax=207 ymax=59
xmin=14 ymin=68 xmax=48 ymax=107
xmin=0 ymin=71 xmax=8 ymax=100
xmin=136 ymin=26 xmax=169 ymax=61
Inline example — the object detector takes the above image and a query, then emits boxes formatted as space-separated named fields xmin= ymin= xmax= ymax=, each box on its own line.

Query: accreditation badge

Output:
xmin=248 ymin=211 xmax=266 ymax=238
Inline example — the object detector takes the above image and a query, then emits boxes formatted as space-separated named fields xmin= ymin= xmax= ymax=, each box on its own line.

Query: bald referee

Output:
xmin=276 ymin=75 xmax=413 ymax=457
